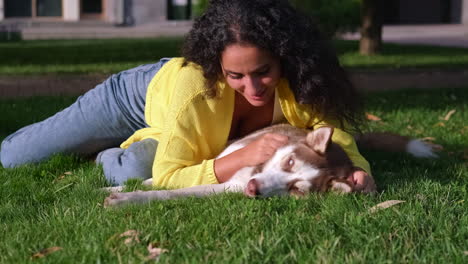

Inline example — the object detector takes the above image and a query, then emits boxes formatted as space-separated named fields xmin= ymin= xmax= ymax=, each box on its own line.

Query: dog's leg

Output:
xmin=104 ymin=183 xmax=242 ymax=207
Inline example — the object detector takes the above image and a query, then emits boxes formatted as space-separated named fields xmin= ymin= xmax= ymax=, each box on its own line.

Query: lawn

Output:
xmin=1 ymin=38 xmax=468 ymax=75
xmin=0 ymin=88 xmax=467 ymax=263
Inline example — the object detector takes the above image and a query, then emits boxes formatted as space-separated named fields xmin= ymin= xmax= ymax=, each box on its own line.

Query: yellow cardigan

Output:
xmin=121 ymin=58 xmax=371 ymax=188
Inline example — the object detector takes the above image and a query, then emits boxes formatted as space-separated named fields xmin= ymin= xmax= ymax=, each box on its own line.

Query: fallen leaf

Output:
xmin=421 ymin=137 xmax=436 ymax=142
xmin=53 ymin=175 xmax=65 ymax=182
xmin=415 ymin=194 xmax=426 ymax=201
xmin=366 ymin=113 xmax=382 ymax=121
xmin=119 ymin=230 xmax=140 ymax=245
xmin=31 ymin=247 xmax=62 ymax=259
xmin=461 ymin=126 xmax=468 ymax=135
xmin=368 ymin=200 xmax=405 ymax=213
xmin=145 ymin=243 xmax=168 ymax=260
xmin=443 ymin=109 xmax=456 ymax=121
xmin=434 ymin=122 xmax=445 ymax=127
xmin=54 ymin=171 xmax=73 ymax=182
xmin=119 ymin=230 xmax=139 ymax=237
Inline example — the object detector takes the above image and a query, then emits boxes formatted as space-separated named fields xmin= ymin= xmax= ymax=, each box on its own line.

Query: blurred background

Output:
xmin=1 ymin=0 xmax=467 ymax=97
xmin=0 ymin=0 xmax=467 ymax=45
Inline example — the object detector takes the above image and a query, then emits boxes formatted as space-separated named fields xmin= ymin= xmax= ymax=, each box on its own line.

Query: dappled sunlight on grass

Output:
xmin=0 ymin=88 xmax=467 ymax=262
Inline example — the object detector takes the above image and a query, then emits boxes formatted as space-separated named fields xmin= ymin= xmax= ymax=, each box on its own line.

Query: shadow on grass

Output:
xmin=361 ymin=149 xmax=467 ymax=194
xmin=363 ymin=87 xmax=468 ymax=112
xmin=335 ymin=40 xmax=468 ymax=57
xmin=0 ymin=96 xmax=78 ymax=139
xmin=362 ymin=87 xmax=467 ymax=193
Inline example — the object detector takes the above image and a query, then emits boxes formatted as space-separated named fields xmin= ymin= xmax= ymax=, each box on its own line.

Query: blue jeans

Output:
xmin=0 ymin=58 xmax=171 ymax=185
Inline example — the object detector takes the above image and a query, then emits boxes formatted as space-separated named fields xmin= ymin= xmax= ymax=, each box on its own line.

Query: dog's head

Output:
xmin=244 ymin=127 xmax=355 ymax=197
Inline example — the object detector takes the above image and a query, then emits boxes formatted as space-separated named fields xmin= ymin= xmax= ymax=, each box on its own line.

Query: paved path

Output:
xmin=20 ymin=21 xmax=194 ymax=40
xmin=10 ymin=21 xmax=468 ymax=48
xmin=342 ymin=24 xmax=468 ymax=48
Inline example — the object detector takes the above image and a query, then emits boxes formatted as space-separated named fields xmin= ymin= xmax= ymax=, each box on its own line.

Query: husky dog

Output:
xmin=104 ymin=124 xmax=436 ymax=207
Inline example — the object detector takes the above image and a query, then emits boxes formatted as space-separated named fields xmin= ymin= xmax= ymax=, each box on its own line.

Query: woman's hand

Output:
xmin=214 ymin=133 xmax=288 ymax=183
xmin=239 ymin=133 xmax=289 ymax=167
xmin=348 ymin=169 xmax=376 ymax=193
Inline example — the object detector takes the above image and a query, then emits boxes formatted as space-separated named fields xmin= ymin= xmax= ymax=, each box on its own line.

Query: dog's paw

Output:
xmin=104 ymin=191 xmax=143 ymax=208
xmin=104 ymin=193 xmax=126 ymax=207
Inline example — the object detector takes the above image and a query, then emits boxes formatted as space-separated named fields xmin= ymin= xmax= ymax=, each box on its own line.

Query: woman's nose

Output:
xmin=243 ymin=77 xmax=261 ymax=93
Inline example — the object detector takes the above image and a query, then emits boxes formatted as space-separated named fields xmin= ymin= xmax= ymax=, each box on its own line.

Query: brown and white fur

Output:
xmin=104 ymin=124 xmax=436 ymax=207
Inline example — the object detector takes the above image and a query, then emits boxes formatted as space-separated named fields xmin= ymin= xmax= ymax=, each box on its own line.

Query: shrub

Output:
xmin=192 ymin=0 xmax=361 ymax=36
xmin=192 ymin=0 xmax=209 ymax=18
xmin=289 ymin=0 xmax=361 ymax=37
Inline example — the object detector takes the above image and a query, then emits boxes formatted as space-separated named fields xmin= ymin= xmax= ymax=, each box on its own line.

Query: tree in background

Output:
xmin=359 ymin=0 xmax=383 ymax=55
xmin=193 ymin=0 xmax=361 ymax=36
xmin=291 ymin=0 xmax=383 ymax=55
xmin=289 ymin=0 xmax=361 ymax=38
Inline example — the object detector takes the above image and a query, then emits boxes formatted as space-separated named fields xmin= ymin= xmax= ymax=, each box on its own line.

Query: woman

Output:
xmin=0 ymin=0 xmax=375 ymax=192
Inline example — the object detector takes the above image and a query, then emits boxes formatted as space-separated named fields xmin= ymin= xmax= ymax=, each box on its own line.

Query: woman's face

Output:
xmin=220 ymin=44 xmax=281 ymax=107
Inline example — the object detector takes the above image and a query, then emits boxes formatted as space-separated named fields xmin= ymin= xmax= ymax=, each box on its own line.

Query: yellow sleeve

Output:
xmin=151 ymin=93 xmax=221 ymax=188
xmin=120 ymin=58 xmax=233 ymax=189
xmin=313 ymin=120 xmax=372 ymax=175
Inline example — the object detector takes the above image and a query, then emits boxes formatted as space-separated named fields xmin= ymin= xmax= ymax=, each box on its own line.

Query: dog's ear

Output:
xmin=306 ymin=127 xmax=334 ymax=155
xmin=329 ymin=180 xmax=353 ymax=193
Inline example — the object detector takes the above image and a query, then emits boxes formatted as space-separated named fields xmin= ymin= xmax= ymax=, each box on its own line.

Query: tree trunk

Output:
xmin=359 ymin=0 xmax=383 ymax=55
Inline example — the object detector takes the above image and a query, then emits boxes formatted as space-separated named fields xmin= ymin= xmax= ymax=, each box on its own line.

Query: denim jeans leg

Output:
xmin=0 ymin=59 xmax=170 ymax=168
xmin=96 ymin=138 xmax=158 ymax=186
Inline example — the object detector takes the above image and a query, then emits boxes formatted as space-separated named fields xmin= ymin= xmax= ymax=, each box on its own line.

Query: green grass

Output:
xmin=1 ymin=38 xmax=468 ymax=75
xmin=0 ymin=88 xmax=467 ymax=263
xmin=0 ymin=38 xmax=183 ymax=75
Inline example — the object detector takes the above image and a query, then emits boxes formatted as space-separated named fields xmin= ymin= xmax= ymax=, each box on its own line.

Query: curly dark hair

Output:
xmin=182 ymin=0 xmax=364 ymax=131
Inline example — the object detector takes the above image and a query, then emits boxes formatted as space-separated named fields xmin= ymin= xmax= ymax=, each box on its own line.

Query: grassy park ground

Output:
xmin=0 ymin=38 xmax=467 ymax=262
xmin=1 ymin=38 xmax=468 ymax=75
